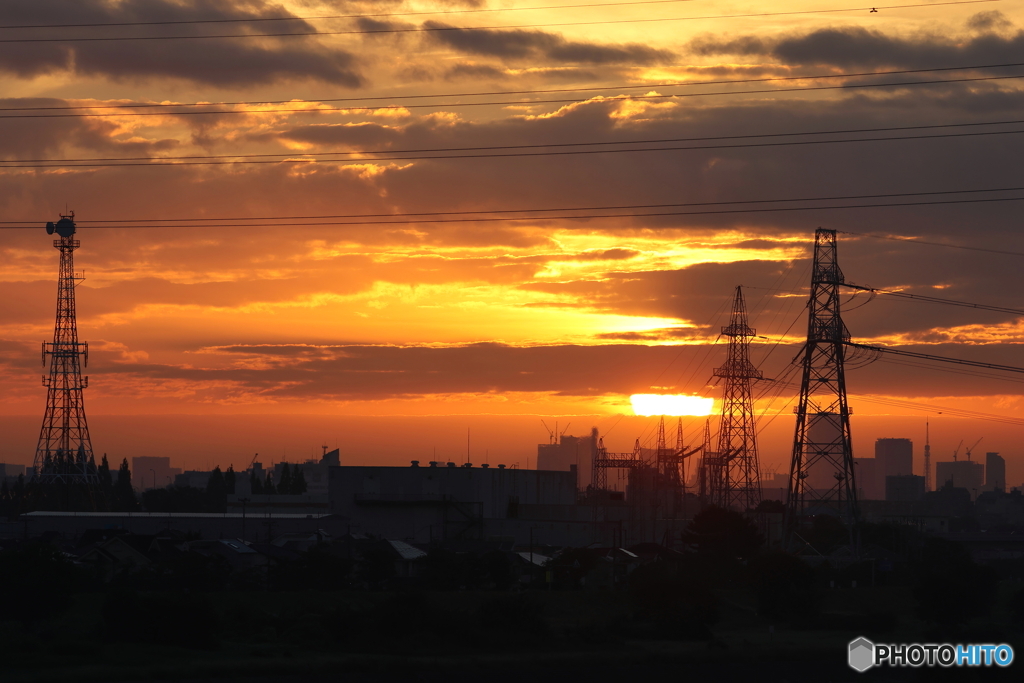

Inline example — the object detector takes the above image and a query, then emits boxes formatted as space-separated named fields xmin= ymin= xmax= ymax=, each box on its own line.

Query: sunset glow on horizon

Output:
xmin=630 ymin=394 xmax=714 ymax=417
xmin=0 ymin=0 xmax=1018 ymax=480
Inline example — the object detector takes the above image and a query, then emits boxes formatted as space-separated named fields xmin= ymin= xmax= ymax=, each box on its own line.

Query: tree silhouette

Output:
xmin=682 ymin=505 xmax=763 ymax=559
xmin=224 ymin=465 xmax=236 ymax=495
xmin=250 ymin=469 xmax=263 ymax=494
xmin=205 ymin=466 xmax=226 ymax=512
xmin=113 ymin=458 xmax=137 ymax=511
xmin=291 ymin=466 xmax=308 ymax=494
xmin=279 ymin=463 xmax=292 ymax=495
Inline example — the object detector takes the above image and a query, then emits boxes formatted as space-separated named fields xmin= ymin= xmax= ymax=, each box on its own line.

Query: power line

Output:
xmin=851 ymin=393 xmax=1024 ymax=425
xmin=3 ymin=73 xmax=1020 ymax=120
xmin=838 ymin=229 xmax=1024 ymax=257
xmin=3 ymin=196 xmax=1024 ymax=229
xmin=873 ymin=355 xmax=1024 ymax=385
xmin=0 ymin=1 xmax=998 ymax=42
xmin=1 ymin=186 xmax=1018 ymax=224
xmin=3 ymin=125 xmax=1024 ymax=166
xmin=8 ymin=118 xmax=1024 ymax=165
xmin=0 ymin=0 xmax=706 ymax=29
xmin=858 ymin=286 xmax=1024 ymax=316
xmin=763 ymin=377 xmax=1024 ymax=425
xmin=848 ymin=341 xmax=1024 ymax=375
xmin=5 ymin=62 xmax=1021 ymax=113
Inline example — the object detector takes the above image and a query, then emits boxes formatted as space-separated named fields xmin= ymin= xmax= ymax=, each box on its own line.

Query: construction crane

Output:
xmin=541 ymin=420 xmax=571 ymax=444
xmin=964 ymin=437 xmax=983 ymax=461
xmin=952 ymin=440 xmax=964 ymax=462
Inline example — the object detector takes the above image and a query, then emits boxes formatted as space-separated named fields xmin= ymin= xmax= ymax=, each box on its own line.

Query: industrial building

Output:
xmin=327 ymin=460 xmax=603 ymax=545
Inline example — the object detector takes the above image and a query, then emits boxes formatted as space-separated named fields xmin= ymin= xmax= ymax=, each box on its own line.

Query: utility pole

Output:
xmin=710 ymin=286 xmax=764 ymax=511
xmin=786 ymin=229 xmax=859 ymax=531
xmin=34 ymin=213 xmax=97 ymax=484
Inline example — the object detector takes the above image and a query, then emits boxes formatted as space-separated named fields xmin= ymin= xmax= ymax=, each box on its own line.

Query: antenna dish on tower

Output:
xmin=54 ymin=216 xmax=76 ymax=237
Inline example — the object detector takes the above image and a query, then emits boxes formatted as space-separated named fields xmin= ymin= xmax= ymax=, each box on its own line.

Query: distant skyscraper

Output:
xmin=985 ymin=452 xmax=1006 ymax=491
xmin=876 ymin=438 xmax=913 ymax=477
xmin=537 ymin=428 xmax=596 ymax=484
xmin=853 ymin=457 xmax=882 ymax=500
xmin=936 ymin=460 xmax=985 ymax=496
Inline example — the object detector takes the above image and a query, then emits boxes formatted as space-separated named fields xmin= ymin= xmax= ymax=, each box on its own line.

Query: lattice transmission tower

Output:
xmin=653 ymin=416 xmax=701 ymax=516
xmin=708 ymin=286 xmax=763 ymax=511
xmin=786 ymin=228 xmax=858 ymax=523
xmin=34 ymin=213 xmax=97 ymax=483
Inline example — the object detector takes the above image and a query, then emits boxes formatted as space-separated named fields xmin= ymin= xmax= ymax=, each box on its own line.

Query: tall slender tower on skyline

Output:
xmin=34 ymin=213 xmax=97 ymax=483
xmin=709 ymin=286 xmax=764 ymax=511
xmin=787 ymin=229 xmax=858 ymax=524
xmin=924 ymin=419 xmax=932 ymax=492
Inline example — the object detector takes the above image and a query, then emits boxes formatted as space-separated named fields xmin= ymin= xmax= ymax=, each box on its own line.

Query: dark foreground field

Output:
xmin=2 ymin=585 xmax=1021 ymax=683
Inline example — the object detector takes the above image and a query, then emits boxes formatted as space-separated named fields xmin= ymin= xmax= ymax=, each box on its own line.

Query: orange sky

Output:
xmin=0 ymin=0 xmax=1022 ymax=485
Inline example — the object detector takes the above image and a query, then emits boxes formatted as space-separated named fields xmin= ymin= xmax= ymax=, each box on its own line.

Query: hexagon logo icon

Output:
xmin=848 ymin=637 xmax=875 ymax=672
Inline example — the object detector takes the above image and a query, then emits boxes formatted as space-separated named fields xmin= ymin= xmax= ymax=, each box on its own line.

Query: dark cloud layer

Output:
xmin=425 ymin=22 xmax=676 ymax=65
xmin=67 ymin=340 xmax=1024 ymax=401
xmin=0 ymin=0 xmax=362 ymax=86
xmin=690 ymin=13 xmax=1024 ymax=70
xmin=0 ymin=98 xmax=180 ymax=159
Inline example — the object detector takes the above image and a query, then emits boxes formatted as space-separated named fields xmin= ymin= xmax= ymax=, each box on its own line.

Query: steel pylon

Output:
xmin=709 ymin=286 xmax=763 ymax=511
xmin=34 ymin=213 xmax=97 ymax=484
xmin=786 ymin=228 xmax=858 ymax=524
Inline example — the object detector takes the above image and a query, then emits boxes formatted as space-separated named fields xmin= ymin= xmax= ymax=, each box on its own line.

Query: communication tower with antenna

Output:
xmin=34 ymin=213 xmax=97 ymax=483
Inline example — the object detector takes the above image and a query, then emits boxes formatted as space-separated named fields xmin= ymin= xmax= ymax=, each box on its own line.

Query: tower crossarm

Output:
xmin=594 ymin=455 xmax=646 ymax=469
xmin=677 ymin=445 xmax=702 ymax=459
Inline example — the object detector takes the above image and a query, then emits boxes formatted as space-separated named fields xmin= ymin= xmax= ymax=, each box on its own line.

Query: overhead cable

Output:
xmin=3 ymin=61 xmax=1021 ymax=114
xmin=0 ymin=186 xmax=1018 ymax=224
xmin=2 ymin=197 xmax=1024 ymax=229
xmin=0 ymin=0 xmax=708 ymax=29
xmin=2 ymin=126 xmax=1024 ymax=166
xmin=838 ymin=229 xmax=1024 ymax=257
xmin=6 ymin=118 xmax=1024 ymax=165
xmin=0 ymin=1 xmax=999 ymax=42
xmin=2 ymin=73 xmax=1020 ymax=120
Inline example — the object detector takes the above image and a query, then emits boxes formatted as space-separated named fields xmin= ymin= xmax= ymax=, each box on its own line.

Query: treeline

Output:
xmin=0 ymin=455 xmax=137 ymax=517
xmin=144 ymin=463 xmax=308 ymax=513
xmin=0 ymin=461 xmax=311 ymax=517
xmin=142 ymin=465 xmax=236 ymax=513
xmin=248 ymin=462 xmax=308 ymax=495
